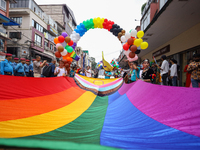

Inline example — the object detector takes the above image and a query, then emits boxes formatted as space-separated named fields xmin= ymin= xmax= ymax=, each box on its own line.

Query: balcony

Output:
xmin=9 ymin=8 xmax=30 ymax=15
xmin=47 ymin=25 xmax=58 ymax=37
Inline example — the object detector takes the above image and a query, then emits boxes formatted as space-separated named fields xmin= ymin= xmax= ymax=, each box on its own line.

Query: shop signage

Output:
xmin=49 ymin=25 xmax=58 ymax=36
xmin=44 ymin=32 xmax=48 ymax=39
xmin=21 ymin=49 xmax=28 ymax=56
xmin=152 ymin=45 xmax=170 ymax=57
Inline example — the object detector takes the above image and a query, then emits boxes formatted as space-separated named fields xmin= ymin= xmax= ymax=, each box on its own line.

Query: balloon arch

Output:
xmin=53 ymin=17 xmax=148 ymax=69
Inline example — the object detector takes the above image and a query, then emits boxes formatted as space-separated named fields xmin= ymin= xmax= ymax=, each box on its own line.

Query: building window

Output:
xmin=34 ymin=7 xmax=36 ymax=12
xmin=32 ymin=19 xmax=44 ymax=33
xmin=0 ymin=0 xmax=6 ymax=11
xmin=50 ymin=44 xmax=53 ymax=50
xmin=11 ymin=17 xmax=22 ymax=25
xmin=34 ymin=34 xmax=42 ymax=47
xmin=9 ymin=32 xmax=21 ymax=39
xmin=54 ymin=46 xmax=56 ymax=52
xmin=10 ymin=0 xmax=29 ymax=8
xmin=44 ymin=41 xmax=48 ymax=49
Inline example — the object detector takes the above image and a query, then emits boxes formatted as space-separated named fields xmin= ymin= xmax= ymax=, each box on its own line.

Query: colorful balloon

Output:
xmin=123 ymin=43 xmax=129 ymax=51
xmin=129 ymin=52 xmax=135 ymax=58
xmin=55 ymin=51 xmax=61 ymax=58
xmin=125 ymin=33 xmax=131 ymax=39
xmin=121 ymin=36 xmax=126 ymax=42
xmin=61 ymin=32 xmax=68 ymax=38
xmin=66 ymin=46 xmax=73 ymax=53
xmin=137 ymin=31 xmax=144 ymax=38
xmin=141 ymin=42 xmax=149 ymax=49
xmin=54 ymin=37 xmax=59 ymax=44
xmin=130 ymin=45 xmax=137 ymax=53
xmin=130 ymin=30 xmax=137 ymax=37
xmin=134 ymin=39 xmax=142 ymax=47
xmin=66 ymin=57 xmax=73 ymax=62
xmin=56 ymin=43 xmax=62 ymax=49
xmin=65 ymin=37 xmax=71 ymax=43
xmin=127 ymin=38 xmax=133 ymax=46
xmin=60 ymin=49 xmax=68 ymax=56
xmin=68 ymin=40 xmax=74 ymax=46
xmin=58 ymin=36 xmax=65 ymax=43
xmin=58 ymin=46 xmax=64 ymax=52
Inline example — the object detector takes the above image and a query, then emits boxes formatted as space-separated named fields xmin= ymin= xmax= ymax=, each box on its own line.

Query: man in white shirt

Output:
xmin=157 ymin=55 xmax=169 ymax=85
xmin=169 ymin=59 xmax=178 ymax=86
xmin=85 ymin=66 xmax=92 ymax=77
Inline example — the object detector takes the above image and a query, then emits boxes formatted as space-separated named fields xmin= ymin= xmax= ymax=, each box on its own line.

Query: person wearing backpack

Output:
xmin=33 ymin=55 xmax=47 ymax=77
xmin=54 ymin=60 xmax=68 ymax=77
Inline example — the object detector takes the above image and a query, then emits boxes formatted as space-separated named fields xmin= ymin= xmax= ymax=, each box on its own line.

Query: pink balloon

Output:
xmin=127 ymin=54 xmax=138 ymax=62
xmin=56 ymin=43 xmax=62 ymax=49
xmin=124 ymin=49 xmax=131 ymax=56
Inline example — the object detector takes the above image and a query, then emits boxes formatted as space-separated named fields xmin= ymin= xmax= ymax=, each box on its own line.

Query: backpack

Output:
xmin=42 ymin=65 xmax=52 ymax=77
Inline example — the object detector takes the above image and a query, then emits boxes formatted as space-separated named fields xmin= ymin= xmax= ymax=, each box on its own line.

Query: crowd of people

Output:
xmin=1 ymin=53 xmax=199 ymax=88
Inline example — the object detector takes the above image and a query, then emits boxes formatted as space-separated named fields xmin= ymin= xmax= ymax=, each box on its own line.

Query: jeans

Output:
xmin=191 ymin=79 xmax=200 ymax=88
xmin=172 ymin=76 xmax=177 ymax=86
xmin=162 ymin=73 xmax=168 ymax=85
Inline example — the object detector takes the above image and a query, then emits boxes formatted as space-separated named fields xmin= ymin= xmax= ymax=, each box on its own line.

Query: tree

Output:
xmin=141 ymin=3 xmax=147 ymax=13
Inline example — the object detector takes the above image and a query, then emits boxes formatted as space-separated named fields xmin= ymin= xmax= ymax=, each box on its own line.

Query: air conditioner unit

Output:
xmin=12 ymin=38 xmax=18 ymax=42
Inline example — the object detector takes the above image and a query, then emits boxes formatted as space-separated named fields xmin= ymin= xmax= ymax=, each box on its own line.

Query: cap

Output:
xmin=32 ymin=59 xmax=36 ymax=61
xmin=6 ymin=53 xmax=12 ymax=57
xmin=20 ymin=58 xmax=26 ymax=61
xmin=14 ymin=58 xmax=19 ymax=60
xmin=26 ymin=60 xmax=30 ymax=62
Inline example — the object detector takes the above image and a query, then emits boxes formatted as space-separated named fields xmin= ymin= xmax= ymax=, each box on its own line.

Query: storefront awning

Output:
xmin=0 ymin=13 xmax=20 ymax=26
xmin=33 ymin=49 xmax=54 ymax=60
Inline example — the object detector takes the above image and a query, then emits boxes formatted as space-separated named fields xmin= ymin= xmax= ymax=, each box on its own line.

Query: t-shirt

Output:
xmin=86 ymin=69 xmax=91 ymax=77
xmin=136 ymin=67 xmax=140 ymax=79
xmin=141 ymin=68 xmax=154 ymax=80
xmin=33 ymin=61 xmax=41 ymax=74
xmin=54 ymin=67 xmax=67 ymax=77
xmin=170 ymin=64 xmax=177 ymax=77
xmin=105 ymin=71 xmax=112 ymax=79
xmin=130 ymin=69 xmax=137 ymax=81
xmin=161 ymin=60 xmax=169 ymax=76
xmin=70 ymin=70 xmax=75 ymax=77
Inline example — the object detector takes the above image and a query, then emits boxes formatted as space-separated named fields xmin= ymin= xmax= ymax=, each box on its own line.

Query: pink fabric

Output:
xmin=125 ymin=80 xmax=200 ymax=137
xmin=118 ymin=82 xmax=135 ymax=95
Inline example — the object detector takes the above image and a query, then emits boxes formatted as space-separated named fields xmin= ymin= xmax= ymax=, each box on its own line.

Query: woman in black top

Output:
xmin=141 ymin=59 xmax=154 ymax=82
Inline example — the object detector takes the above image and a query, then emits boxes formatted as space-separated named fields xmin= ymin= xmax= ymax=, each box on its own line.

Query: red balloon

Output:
xmin=123 ymin=43 xmax=129 ymax=51
xmin=55 ymin=51 xmax=61 ymax=58
xmin=68 ymin=40 xmax=74 ymax=46
xmin=58 ymin=36 xmax=65 ymax=43
xmin=127 ymin=38 xmax=133 ymax=46
xmin=130 ymin=45 xmax=137 ymax=53
xmin=129 ymin=52 xmax=135 ymax=58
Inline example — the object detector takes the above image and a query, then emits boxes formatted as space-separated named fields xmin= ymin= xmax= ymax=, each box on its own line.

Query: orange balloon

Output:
xmin=54 ymin=37 xmax=60 ymax=44
xmin=66 ymin=57 xmax=72 ymax=62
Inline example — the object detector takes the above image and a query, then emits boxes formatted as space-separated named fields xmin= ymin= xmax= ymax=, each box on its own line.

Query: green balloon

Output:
xmin=113 ymin=64 xmax=116 ymax=67
xmin=66 ymin=46 xmax=73 ymax=53
xmin=65 ymin=45 xmax=69 ymax=49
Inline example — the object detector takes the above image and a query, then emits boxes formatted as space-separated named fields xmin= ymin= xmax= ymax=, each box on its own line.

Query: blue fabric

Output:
xmin=15 ymin=63 xmax=25 ymax=74
xmin=12 ymin=62 xmax=18 ymax=71
xmin=100 ymin=94 xmax=200 ymax=150
xmin=24 ymin=64 xmax=30 ymax=73
xmin=0 ymin=13 xmax=20 ymax=26
xmin=29 ymin=63 xmax=33 ymax=71
xmin=191 ymin=79 xmax=200 ymax=88
xmin=105 ymin=72 xmax=112 ymax=79
xmin=131 ymin=69 xmax=136 ymax=81
xmin=0 ymin=59 xmax=14 ymax=75
xmin=137 ymin=67 xmax=140 ymax=78
xmin=108 ymin=91 xmax=120 ymax=104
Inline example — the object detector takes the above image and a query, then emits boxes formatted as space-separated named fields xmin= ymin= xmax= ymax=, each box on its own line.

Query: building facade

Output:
xmin=138 ymin=0 xmax=200 ymax=86
xmin=6 ymin=0 xmax=58 ymax=61
xmin=39 ymin=4 xmax=77 ymax=36
xmin=0 ymin=0 xmax=19 ymax=61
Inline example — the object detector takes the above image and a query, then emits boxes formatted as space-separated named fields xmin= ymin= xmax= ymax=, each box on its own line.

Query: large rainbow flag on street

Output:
xmin=0 ymin=74 xmax=200 ymax=150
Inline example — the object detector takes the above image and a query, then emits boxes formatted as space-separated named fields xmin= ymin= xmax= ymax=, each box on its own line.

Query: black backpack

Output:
xmin=42 ymin=65 xmax=52 ymax=77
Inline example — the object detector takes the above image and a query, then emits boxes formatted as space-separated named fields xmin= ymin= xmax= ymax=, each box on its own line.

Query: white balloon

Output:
xmin=60 ymin=49 xmax=67 ymax=56
xmin=72 ymin=31 xmax=76 ymax=34
xmin=121 ymin=36 xmax=126 ymax=42
xmin=125 ymin=33 xmax=131 ymax=39
xmin=124 ymin=49 xmax=131 ymax=56
xmin=130 ymin=30 xmax=137 ymax=37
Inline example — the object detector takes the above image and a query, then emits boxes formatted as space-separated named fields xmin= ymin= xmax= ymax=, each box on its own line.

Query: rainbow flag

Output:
xmin=0 ymin=75 xmax=199 ymax=150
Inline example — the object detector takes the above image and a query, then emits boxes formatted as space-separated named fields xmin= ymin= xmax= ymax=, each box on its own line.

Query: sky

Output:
xmin=35 ymin=0 xmax=147 ymax=63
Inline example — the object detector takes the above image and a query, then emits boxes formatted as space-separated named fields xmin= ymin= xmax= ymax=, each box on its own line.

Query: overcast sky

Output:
xmin=35 ymin=0 xmax=147 ymax=63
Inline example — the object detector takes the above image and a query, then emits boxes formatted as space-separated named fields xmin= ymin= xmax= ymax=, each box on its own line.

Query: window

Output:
xmin=9 ymin=32 xmax=21 ymax=39
xmin=54 ymin=47 xmax=56 ymax=52
xmin=10 ymin=0 xmax=29 ymax=8
xmin=44 ymin=41 xmax=48 ymax=48
xmin=34 ymin=34 xmax=42 ymax=47
xmin=11 ymin=17 xmax=22 ymax=25
xmin=32 ymin=20 xmax=44 ymax=33
xmin=50 ymin=44 xmax=53 ymax=50
xmin=0 ymin=0 xmax=6 ymax=11
xmin=34 ymin=7 xmax=36 ymax=12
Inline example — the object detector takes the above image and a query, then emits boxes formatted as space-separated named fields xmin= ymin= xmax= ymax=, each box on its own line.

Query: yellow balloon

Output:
xmin=141 ymin=42 xmax=149 ymax=49
xmin=93 ymin=18 xmax=97 ymax=24
xmin=137 ymin=31 xmax=144 ymax=38
xmin=134 ymin=39 xmax=142 ymax=47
